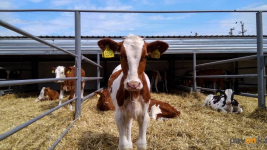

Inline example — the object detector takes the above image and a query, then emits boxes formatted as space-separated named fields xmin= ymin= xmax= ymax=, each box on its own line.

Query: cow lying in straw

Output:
xmin=94 ymin=89 xmax=115 ymax=111
xmin=149 ymin=99 xmax=180 ymax=120
xmin=203 ymin=89 xmax=243 ymax=113
xmin=35 ymin=87 xmax=59 ymax=102
xmin=95 ymin=88 xmax=180 ymax=120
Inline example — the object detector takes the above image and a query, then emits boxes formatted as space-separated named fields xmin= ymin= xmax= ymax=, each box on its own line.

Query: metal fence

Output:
xmin=0 ymin=11 xmax=103 ymax=149
xmin=0 ymin=9 xmax=266 ymax=149
xmin=180 ymin=12 xmax=266 ymax=108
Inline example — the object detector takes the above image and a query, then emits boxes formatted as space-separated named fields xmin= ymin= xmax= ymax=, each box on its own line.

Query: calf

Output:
xmin=203 ymin=89 xmax=243 ymax=113
xmin=35 ymin=87 xmax=59 ymax=102
xmin=98 ymin=34 xmax=168 ymax=150
xmin=52 ymin=66 xmax=85 ymax=110
xmin=94 ymin=89 xmax=115 ymax=111
xmin=94 ymin=89 xmax=180 ymax=120
xmin=149 ymin=70 xmax=168 ymax=93
xmin=149 ymin=99 xmax=180 ymax=120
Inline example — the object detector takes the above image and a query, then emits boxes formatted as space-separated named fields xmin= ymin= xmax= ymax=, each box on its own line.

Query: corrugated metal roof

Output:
xmin=0 ymin=35 xmax=267 ymax=55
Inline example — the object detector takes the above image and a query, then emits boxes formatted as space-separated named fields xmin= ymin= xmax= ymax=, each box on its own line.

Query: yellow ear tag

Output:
xmin=103 ymin=46 xmax=114 ymax=58
xmin=217 ymin=92 xmax=220 ymax=96
xmin=52 ymin=70 xmax=55 ymax=73
xmin=67 ymin=70 xmax=70 ymax=74
xmin=151 ymin=49 xmax=160 ymax=59
xmin=97 ymin=94 xmax=100 ymax=98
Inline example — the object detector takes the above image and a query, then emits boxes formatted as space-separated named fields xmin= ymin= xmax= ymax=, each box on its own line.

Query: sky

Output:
xmin=0 ymin=0 xmax=266 ymax=36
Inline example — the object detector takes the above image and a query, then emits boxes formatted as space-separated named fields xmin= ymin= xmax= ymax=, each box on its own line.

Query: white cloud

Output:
xmin=0 ymin=1 xmax=15 ymax=9
xmin=149 ymin=14 xmax=194 ymax=21
xmin=28 ymin=0 xmax=43 ymax=3
xmin=51 ymin=0 xmax=72 ymax=6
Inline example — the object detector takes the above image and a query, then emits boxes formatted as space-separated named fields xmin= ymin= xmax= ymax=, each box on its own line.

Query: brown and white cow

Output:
xmin=35 ymin=87 xmax=59 ymax=102
xmin=94 ymin=88 xmax=180 ymax=120
xmin=149 ymin=99 xmax=180 ymax=120
xmin=149 ymin=70 xmax=168 ymax=93
xmin=98 ymin=34 xmax=168 ymax=150
xmin=94 ymin=89 xmax=115 ymax=111
xmin=51 ymin=66 xmax=85 ymax=110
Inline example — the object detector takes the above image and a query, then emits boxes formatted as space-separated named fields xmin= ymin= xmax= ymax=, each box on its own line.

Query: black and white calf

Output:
xmin=203 ymin=89 xmax=243 ymax=113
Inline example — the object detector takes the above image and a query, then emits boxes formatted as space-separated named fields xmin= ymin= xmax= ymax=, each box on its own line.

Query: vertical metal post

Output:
xmin=193 ymin=53 xmax=197 ymax=92
xmin=97 ymin=54 xmax=100 ymax=89
xmin=256 ymin=12 xmax=266 ymax=108
xmin=75 ymin=11 xmax=82 ymax=119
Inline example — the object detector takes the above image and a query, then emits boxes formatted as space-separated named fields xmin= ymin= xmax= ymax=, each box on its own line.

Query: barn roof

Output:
xmin=0 ymin=35 xmax=267 ymax=55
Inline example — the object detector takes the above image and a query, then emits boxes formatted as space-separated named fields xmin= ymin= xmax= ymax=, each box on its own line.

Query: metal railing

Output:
xmin=183 ymin=12 xmax=266 ymax=108
xmin=0 ymin=9 xmax=266 ymax=149
xmin=0 ymin=11 xmax=103 ymax=148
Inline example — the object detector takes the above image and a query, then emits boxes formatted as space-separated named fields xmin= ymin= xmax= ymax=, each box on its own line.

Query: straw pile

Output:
xmin=1 ymin=90 xmax=267 ymax=150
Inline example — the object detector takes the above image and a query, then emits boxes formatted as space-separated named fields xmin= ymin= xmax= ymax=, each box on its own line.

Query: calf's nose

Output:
xmin=226 ymin=101 xmax=231 ymax=105
xmin=104 ymin=102 xmax=109 ymax=105
xmin=127 ymin=81 xmax=141 ymax=89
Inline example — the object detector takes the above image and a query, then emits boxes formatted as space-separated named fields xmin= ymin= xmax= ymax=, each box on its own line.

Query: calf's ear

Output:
xmin=94 ymin=92 xmax=100 ymax=96
xmin=51 ymin=67 xmax=56 ymax=73
xmin=97 ymin=38 xmax=122 ymax=53
xmin=65 ymin=67 xmax=73 ymax=74
xmin=147 ymin=41 xmax=169 ymax=55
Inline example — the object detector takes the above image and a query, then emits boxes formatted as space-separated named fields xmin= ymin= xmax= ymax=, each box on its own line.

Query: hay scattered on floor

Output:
xmin=0 ymin=92 xmax=74 ymax=149
xmin=1 ymin=90 xmax=267 ymax=150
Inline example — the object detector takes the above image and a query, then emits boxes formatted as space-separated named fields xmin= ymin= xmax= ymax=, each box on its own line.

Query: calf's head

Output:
xmin=219 ymin=89 xmax=234 ymax=105
xmin=95 ymin=89 xmax=112 ymax=106
xmin=98 ymin=34 xmax=168 ymax=91
xmin=51 ymin=66 xmax=73 ymax=82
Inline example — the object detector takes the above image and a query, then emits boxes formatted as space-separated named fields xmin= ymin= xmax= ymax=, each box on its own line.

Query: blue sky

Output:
xmin=0 ymin=0 xmax=266 ymax=36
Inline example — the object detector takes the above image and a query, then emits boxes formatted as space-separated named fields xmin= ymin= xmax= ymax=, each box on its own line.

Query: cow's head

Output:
xmin=51 ymin=66 xmax=74 ymax=82
xmin=95 ymin=89 xmax=113 ymax=107
xmin=98 ymin=34 xmax=168 ymax=91
xmin=219 ymin=89 xmax=234 ymax=105
xmin=38 ymin=87 xmax=48 ymax=100
xmin=43 ymin=87 xmax=51 ymax=96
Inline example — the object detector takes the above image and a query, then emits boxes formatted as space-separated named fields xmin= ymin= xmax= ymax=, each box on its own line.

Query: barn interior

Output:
xmin=1 ymin=35 xmax=266 ymax=95
xmin=1 ymin=35 xmax=267 ymax=150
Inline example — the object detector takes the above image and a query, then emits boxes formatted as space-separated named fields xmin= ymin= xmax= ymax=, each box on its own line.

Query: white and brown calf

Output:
xmin=35 ymin=87 xmax=59 ymax=102
xmin=51 ymin=66 xmax=85 ymax=110
xmin=203 ymin=89 xmax=243 ymax=113
xmin=98 ymin=34 xmax=168 ymax=150
xmin=149 ymin=99 xmax=180 ymax=120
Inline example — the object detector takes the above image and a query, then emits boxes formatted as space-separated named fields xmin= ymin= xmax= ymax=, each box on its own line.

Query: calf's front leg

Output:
xmin=137 ymin=111 xmax=150 ymax=150
xmin=59 ymin=85 xmax=64 ymax=105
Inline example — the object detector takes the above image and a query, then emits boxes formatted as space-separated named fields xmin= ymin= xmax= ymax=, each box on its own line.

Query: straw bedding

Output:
xmin=0 ymin=90 xmax=267 ymax=150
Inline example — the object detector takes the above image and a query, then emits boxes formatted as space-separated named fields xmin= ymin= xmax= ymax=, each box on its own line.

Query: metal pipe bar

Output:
xmin=0 ymin=19 xmax=77 ymax=58
xmin=49 ymin=120 xmax=76 ymax=150
xmin=256 ymin=12 xmax=266 ymax=108
xmin=74 ymin=11 xmax=82 ymax=119
xmin=0 ymin=97 xmax=77 ymax=141
xmin=196 ymin=87 xmax=217 ymax=93
xmin=0 ymin=9 xmax=266 ymax=13
xmin=82 ymin=55 xmax=102 ymax=68
xmin=196 ymin=74 xmax=257 ymax=78
xmin=238 ymin=67 xmax=257 ymax=70
xmin=0 ymin=77 xmax=77 ymax=87
xmin=82 ymin=88 xmax=104 ymax=102
xmin=82 ymin=77 xmax=103 ymax=82
xmin=97 ymin=54 xmax=100 ymax=89
xmin=239 ymin=93 xmax=258 ymax=98
xmin=196 ymin=54 xmax=258 ymax=67
xmin=193 ymin=53 xmax=197 ymax=92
